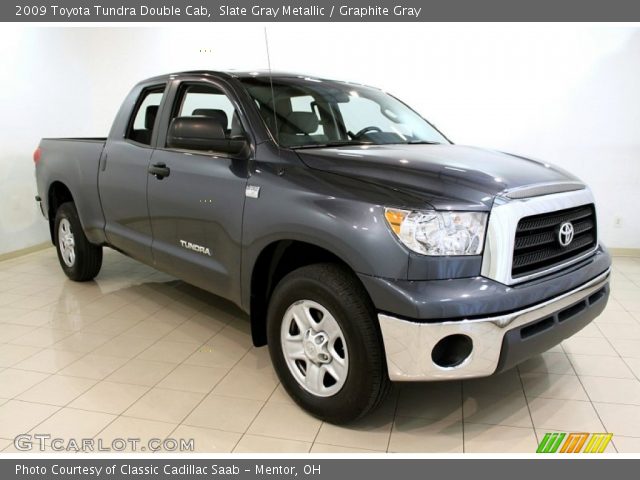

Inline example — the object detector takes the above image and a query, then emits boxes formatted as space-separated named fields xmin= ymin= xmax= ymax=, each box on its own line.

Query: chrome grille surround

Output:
xmin=481 ymin=187 xmax=598 ymax=285
xmin=501 ymin=181 xmax=586 ymax=199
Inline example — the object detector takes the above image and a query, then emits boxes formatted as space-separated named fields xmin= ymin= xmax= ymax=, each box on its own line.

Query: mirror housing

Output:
xmin=167 ymin=116 xmax=248 ymax=155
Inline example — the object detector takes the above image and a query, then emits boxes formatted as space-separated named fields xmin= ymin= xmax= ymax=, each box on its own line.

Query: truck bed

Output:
xmin=41 ymin=137 xmax=107 ymax=143
xmin=35 ymin=137 xmax=107 ymax=245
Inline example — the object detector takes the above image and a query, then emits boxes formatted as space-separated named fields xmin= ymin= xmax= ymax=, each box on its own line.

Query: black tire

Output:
xmin=267 ymin=263 xmax=390 ymax=424
xmin=54 ymin=202 xmax=102 ymax=282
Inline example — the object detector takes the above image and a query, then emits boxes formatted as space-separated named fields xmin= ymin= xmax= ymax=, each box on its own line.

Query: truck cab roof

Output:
xmin=136 ymin=70 xmax=377 ymax=90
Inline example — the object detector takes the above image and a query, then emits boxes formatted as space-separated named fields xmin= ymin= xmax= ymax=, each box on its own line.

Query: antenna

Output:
xmin=264 ymin=27 xmax=279 ymax=146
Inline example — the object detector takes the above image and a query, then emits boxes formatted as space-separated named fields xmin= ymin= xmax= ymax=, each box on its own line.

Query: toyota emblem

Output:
xmin=558 ymin=221 xmax=575 ymax=247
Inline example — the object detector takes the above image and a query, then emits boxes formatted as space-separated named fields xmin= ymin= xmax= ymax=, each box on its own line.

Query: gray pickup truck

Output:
xmin=34 ymin=71 xmax=611 ymax=423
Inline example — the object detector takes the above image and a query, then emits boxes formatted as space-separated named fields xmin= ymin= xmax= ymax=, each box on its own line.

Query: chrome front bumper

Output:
xmin=378 ymin=268 xmax=611 ymax=381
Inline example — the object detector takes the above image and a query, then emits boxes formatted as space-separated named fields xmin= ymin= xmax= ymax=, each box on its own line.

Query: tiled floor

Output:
xmin=1 ymin=248 xmax=639 ymax=453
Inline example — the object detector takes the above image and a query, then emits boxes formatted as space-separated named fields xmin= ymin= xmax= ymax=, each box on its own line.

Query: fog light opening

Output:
xmin=431 ymin=334 xmax=473 ymax=368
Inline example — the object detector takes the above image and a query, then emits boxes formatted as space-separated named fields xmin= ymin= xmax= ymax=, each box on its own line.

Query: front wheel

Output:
xmin=267 ymin=263 xmax=390 ymax=424
xmin=54 ymin=202 xmax=102 ymax=282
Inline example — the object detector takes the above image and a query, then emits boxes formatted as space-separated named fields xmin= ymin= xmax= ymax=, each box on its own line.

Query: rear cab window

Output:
xmin=126 ymin=86 xmax=165 ymax=146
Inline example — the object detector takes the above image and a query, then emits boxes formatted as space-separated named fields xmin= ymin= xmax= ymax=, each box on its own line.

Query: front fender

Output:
xmin=240 ymin=162 xmax=411 ymax=310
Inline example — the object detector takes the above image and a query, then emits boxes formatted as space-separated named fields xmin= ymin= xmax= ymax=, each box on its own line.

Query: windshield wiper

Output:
xmin=404 ymin=140 xmax=442 ymax=145
xmin=291 ymin=141 xmax=373 ymax=150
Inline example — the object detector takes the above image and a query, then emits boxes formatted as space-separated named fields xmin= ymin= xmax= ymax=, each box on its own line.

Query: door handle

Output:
xmin=148 ymin=162 xmax=170 ymax=179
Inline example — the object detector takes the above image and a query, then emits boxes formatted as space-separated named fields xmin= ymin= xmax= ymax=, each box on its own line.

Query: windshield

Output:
xmin=239 ymin=76 xmax=449 ymax=149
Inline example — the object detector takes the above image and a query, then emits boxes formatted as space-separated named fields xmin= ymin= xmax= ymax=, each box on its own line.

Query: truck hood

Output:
xmin=296 ymin=144 xmax=579 ymax=210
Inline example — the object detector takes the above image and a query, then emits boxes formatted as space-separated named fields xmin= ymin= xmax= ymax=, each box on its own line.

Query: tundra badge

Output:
xmin=179 ymin=240 xmax=211 ymax=256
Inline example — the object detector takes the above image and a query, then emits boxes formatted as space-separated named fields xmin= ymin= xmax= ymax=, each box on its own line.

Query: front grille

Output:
xmin=512 ymin=204 xmax=597 ymax=278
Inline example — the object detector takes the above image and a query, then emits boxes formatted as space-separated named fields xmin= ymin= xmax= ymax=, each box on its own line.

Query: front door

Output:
xmin=146 ymin=80 xmax=250 ymax=303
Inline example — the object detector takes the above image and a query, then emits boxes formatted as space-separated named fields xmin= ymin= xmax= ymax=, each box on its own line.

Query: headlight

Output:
xmin=384 ymin=208 xmax=487 ymax=256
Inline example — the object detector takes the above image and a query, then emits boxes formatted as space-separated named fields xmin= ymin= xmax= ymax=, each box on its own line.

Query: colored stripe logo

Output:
xmin=537 ymin=432 xmax=613 ymax=453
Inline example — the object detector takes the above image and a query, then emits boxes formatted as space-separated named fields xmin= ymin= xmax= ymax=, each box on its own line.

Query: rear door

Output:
xmin=146 ymin=78 xmax=251 ymax=303
xmin=99 ymin=84 xmax=166 ymax=262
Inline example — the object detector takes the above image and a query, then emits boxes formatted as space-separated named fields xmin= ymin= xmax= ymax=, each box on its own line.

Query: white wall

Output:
xmin=0 ymin=24 xmax=638 ymax=255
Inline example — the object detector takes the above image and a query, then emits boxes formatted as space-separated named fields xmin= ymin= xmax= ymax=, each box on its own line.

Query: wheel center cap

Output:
xmin=303 ymin=329 xmax=331 ymax=364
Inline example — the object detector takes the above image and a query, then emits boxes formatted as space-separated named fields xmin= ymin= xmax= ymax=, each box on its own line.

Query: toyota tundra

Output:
xmin=34 ymin=71 xmax=611 ymax=423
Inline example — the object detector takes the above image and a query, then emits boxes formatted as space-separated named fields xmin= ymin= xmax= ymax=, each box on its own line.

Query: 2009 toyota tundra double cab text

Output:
xmin=34 ymin=71 xmax=611 ymax=423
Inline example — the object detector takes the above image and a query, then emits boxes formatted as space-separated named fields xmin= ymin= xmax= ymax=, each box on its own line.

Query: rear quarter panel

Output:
xmin=36 ymin=139 xmax=107 ymax=244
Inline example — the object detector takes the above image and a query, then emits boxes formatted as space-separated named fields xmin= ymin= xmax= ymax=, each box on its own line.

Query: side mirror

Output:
xmin=167 ymin=116 xmax=248 ymax=155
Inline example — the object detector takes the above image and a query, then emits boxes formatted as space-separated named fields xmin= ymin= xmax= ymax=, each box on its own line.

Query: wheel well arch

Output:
xmin=249 ymin=240 xmax=360 ymax=346
xmin=47 ymin=181 xmax=74 ymax=243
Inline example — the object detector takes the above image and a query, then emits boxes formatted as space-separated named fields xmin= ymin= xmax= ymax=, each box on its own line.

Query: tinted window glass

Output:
xmin=240 ymin=77 xmax=447 ymax=148
xmin=175 ymin=84 xmax=237 ymax=132
xmin=127 ymin=88 xmax=164 ymax=145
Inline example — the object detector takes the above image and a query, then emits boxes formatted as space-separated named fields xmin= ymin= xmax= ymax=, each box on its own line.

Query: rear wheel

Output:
xmin=54 ymin=202 xmax=102 ymax=281
xmin=267 ymin=263 xmax=390 ymax=424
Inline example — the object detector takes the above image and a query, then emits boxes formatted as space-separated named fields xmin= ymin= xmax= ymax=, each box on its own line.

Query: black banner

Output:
xmin=6 ymin=0 xmax=640 ymax=22
xmin=4 ymin=459 xmax=640 ymax=480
